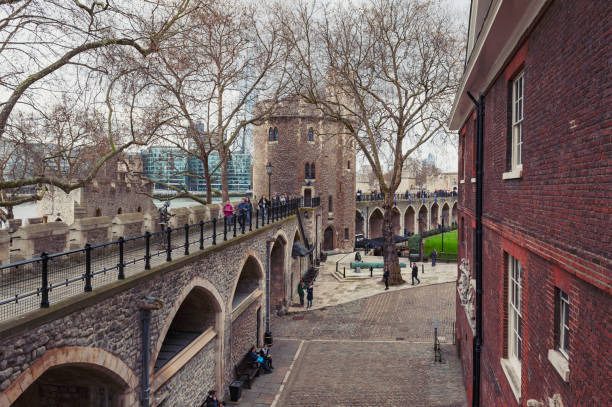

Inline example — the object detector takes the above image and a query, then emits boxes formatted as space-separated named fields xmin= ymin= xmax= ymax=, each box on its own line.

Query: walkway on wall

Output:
xmin=0 ymin=202 xmax=301 ymax=323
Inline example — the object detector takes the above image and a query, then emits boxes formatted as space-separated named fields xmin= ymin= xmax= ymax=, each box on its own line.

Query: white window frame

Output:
xmin=511 ymin=73 xmax=524 ymax=170
xmin=508 ymin=255 xmax=523 ymax=371
xmin=558 ymin=290 xmax=570 ymax=359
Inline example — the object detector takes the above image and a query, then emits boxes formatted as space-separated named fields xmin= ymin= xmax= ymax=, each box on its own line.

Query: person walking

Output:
xmin=297 ymin=280 xmax=306 ymax=307
xmin=258 ymin=195 xmax=269 ymax=222
xmin=306 ymin=282 xmax=314 ymax=309
xmin=222 ymin=200 xmax=234 ymax=227
xmin=383 ymin=267 xmax=390 ymax=290
xmin=411 ymin=262 xmax=421 ymax=285
xmin=245 ymin=197 xmax=253 ymax=226
xmin=431 ymin=248 xmax=437 ymax=267
xmin=236 ymin=198 xmax=247 ymax=229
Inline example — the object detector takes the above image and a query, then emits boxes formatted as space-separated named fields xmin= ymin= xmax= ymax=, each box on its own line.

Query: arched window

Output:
xmin=328 ymin=195 xmax=333 ymax=212
xmin=117 ymin=207 xmax=123 ymax=214
xmin=305 ymin=163 xmax=310 ymax=179
xmin=268 ymin=127 xmax=274 ymax=141
xmin=273 ymin=127 xmax=279 ymax=141
xmin=310 ymin=163 xmax=315 ymax=178
xmin=94 ymin=208 xmax=102 ymax=217
xmin=308 ymin=127 xmax=314 ymax=141
xmin=137 ymin=206 xmax=142 ymax=213
xmin=347 ymin=160 xmax=351 ymax=169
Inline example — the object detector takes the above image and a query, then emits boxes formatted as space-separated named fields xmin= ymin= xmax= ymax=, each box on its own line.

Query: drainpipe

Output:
xmin=264 ymin=240 xmax=273 ymax=345
xmin=140 ymin=297 xmax=163 ymax=407
xmin=467 ymin=91 xmax=484 ymax=407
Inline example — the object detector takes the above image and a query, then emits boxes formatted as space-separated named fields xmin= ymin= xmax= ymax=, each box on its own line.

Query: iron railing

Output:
xmin=356 ymin=193 xmax=457 ymax=202
xmin=0 ymin=197 xmax=315 ymax=322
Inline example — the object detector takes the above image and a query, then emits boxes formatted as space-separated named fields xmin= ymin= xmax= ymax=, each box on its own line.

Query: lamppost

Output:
xmin=440 ymin=217 xmax=445 ymax=252
xmin=266 ymin=161 xmax=273 ymax=199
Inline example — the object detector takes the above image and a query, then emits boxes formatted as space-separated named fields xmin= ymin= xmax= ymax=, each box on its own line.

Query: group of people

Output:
xmin=222 ymin=193 xmax=294 ymax=227
xmin=296 ymin=279 xmax=314 ymax=308
xmin=248 ymin=343 xmax=274 ymax=373
xmin=356 ymin=188 xmax=458 ymax=202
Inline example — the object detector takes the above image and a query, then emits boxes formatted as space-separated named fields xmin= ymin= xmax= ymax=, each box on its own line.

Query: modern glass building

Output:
xmin=141 ymin=147 xmax=251 ymax=193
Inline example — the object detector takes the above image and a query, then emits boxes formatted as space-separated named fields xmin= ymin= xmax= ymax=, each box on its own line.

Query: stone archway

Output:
xmin=270 ymin=235 xmax=287 ymax=312
xmin=355 ymin=210 xmax=364 ymax=235
xmin=430 ymin=202 xmax=439 ymax=230
xmin=368 ymin=208 xmax=384 ymax=239
xmin=441 ymin=203 xmax=450 ymax=228
xmin=418 ymin=205 xmax=428 ymax=234
xmin=404 ymin=206 xmax=415 ymax=235
xmin=391 ymin=207 xmax=401 ymax=236
xmin=451 ymin=202 xmax=458 ymax=226
xmin=290 ymin=230 xmax=302 ymax=302
xmin=6 ymin=347 xmax=138 ymax=407
xmin=323 ymin=225 xmax=335 ymax=251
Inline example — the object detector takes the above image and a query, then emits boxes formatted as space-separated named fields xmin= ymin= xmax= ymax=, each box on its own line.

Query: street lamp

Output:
xmin=440 ymin=217 xmax=445 ymax=252
xmin=266 ymin=161 xmax=273 ymax=199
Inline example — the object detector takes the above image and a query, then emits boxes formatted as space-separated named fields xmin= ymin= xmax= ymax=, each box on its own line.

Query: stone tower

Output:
xmin=253 ymin=97 xmax=356 ymax=252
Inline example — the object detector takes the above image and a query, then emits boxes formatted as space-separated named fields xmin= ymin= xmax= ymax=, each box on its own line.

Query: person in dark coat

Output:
xmin=431 ymin=248 xmax=437 ymax=267
xmin=383 ymin=267 xmax=390 ymax=290
xmin=248 ymin=346 xmax=271 ymax=373
xmin=297 ymin=280 xmax=306 ymax=307
xmin=411 ymin=262 xmax=421 ymax=285
xmin=306 ymin=283 xmax=314 ymax=309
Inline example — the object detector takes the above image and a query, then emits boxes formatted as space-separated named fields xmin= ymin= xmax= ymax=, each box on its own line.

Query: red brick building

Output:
xmin=449 ymin=1 xmax=611 ymax=406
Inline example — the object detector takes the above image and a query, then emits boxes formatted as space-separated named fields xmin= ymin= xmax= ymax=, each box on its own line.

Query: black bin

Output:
xmin=264 ymin=331 xmax=273 ymax=346
xmin=229 ymin=380 xmax=243 ymax=402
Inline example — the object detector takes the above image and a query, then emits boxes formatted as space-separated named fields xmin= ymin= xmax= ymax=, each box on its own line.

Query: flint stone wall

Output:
xmin=69 ymin=216 xmax=111 ymax=248
xmin=0 ymin=216 xmax=300 ymax=404
xmin=10 ymin=222 xmax=69 ymax=261
xmin=111 ymin=213 xmax=145 ymax=240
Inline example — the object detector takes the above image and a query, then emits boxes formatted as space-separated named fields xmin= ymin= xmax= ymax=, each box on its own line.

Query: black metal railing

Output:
xmin=0 ymin=197 xmax=311 ymax=322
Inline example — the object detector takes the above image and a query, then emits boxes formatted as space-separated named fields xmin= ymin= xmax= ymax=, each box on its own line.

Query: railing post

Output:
xmin=212 ymin=218 xmax=217 ymax=245
xmin=184 ymin=224 xmax=190 ymax=255
xmin=199 ymin=220 xmax=204 ymax=250
xmin=41 ymin=252 xmax=49 ymax=308
xmin=166 ymin=227 xmax=172 ymax=262
xmin=224 ymin=217 xmax=228 ymax=241
xmin=233 ymin=214 xmax=237 ymax=237
xmin=118 ymin=237 xmax=125 ymax=280
xmin=84 ymin=244 xmax=92 ymax=292
xmin=145 ymin=231 xmax=151 ymax=270
xmin=256 ymin=209 xmax=259 ymax=229
xmin=249 ymin=211 xmax=252 ymax=231
xmin=267 ymin=206 xmax=270 ymax=224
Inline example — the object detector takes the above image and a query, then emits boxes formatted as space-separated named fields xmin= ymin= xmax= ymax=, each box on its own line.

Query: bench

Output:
xmin=235 ymin=353 xmax=260 ymax=389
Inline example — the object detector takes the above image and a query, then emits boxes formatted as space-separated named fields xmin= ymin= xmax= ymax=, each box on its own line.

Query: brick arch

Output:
xmin=228 ymin=249 xmax=265 ymax=309
xmin=2 ymin=346 xmax=138 ymax=406
xmin=151 ymin=276 xmax=225 ymax=393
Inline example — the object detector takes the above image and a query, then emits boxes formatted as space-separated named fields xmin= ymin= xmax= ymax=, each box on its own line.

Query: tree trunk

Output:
xmin=203 ymin=157 xmax=212 ymax=204
xmin=382 ymin=193 xmax=405 ymax=285
xmin=220 ymin=153 xmax=229 ymax=202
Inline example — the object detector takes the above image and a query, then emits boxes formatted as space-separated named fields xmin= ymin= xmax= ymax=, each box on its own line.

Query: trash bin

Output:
xmin=229 ymin=380 xmax=243 ymax=402
xmin=264 ymin=331 xmax=273 ymax=346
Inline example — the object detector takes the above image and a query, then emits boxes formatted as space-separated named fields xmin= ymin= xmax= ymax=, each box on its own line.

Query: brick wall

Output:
xmin=456 ymin=1 xmax=611 ymax=406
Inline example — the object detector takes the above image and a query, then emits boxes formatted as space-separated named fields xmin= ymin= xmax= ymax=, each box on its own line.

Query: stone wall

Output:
xmin=0 ymin=217 xmax=301 ymax=405
xmin=168 ymin=207 xmax=191 ymax=229
xmin=10 ymin=222 xmax=69 ymax=261
xmin=68 ymin=216 xmax=111 ymax=248
xmin=230 ymin=300 xmax=261 ymax=372
xmin=111 ymin=213 xmax=145 ymax=240
xmin=0 ymin=230 xmax=8 ymax=265
xmin=144 ymin=210 xmax=160 ymax=233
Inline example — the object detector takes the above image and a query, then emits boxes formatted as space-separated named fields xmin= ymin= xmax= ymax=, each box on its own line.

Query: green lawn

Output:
xmin=424 ymin=230 xmax=458 ymax=256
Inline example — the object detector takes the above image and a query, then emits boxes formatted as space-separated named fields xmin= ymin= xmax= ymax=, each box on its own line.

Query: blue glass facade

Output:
xmin=141 ymin=147 xmax=251 ymax=192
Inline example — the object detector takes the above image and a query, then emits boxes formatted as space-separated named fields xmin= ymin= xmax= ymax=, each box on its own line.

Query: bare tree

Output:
xmin=0 ymin=0 xmax=194 ymax=219
xmin=282 ymin=0 xmax=464 ymax=284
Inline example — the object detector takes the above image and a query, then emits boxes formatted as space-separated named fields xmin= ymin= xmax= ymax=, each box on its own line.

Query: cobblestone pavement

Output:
xmin=287 ymin=255 xmax=457 ymax=313
xmin=235 ymin=283 xmax=466 ymax=407
xmin=278 ymin=282 xmax=457 ymax=343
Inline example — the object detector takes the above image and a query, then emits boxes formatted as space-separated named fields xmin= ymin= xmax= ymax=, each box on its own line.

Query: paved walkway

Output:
xmin=288 ymin=253 xmax=457 ymax=312
xmin=233 ymin=282 xmax=466 ymax=407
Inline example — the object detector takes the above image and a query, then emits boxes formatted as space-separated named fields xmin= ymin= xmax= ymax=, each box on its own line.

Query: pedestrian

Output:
xmin=431 ymin=248 xmax=437 ymax=267
xmin=306 ymin=282 xmax=314 ymax=309
xmin=411 ymin=262 xmax=421 ymax=285
xmin=259 ymin=343 xmax=274 ymax=370
xmin=203 ymin=390 xmax=223 ymax=407
xmin=222 ymin=200 xmax=234 ymax=227
xmin=383 ymin=267 xmax=389 ymax=290
xmin=297 ymin=280 xmax=306 ymax=307
xmin=245 ymin=197 xmax=253 ymax=226
xmin=237 ymin=198 xmax=247 ymax=229
xmin=258 ymin=195 xmax=269 ymax=221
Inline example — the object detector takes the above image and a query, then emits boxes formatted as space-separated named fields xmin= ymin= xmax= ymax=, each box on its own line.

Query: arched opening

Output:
xmin=13 ymin=364 xmax=129 ymax=407
xmin=155 ymin=287 xmax=220 ymax=372
xmin=268 ymin=127 xmax=274 ymax=141
xmin=94 ymin=208 xmax=102 ymax=217
xmin=430 ymin=202 xmax=439 ymax=230
xmin=441 ymin=203 xmax=450 ymax=228
xmin=355 ymin=210 xmax=364 ymax=235
xmin=290 ymin=231 xmax=302 ymax=302
xmin=451 ymin=203 xmax=458 ymax=226
xmin=308 ymin=127 xmax=314 ymax=141
xmin=270 ymin=235 xmax=287 ymax=311
xmin=54 ymin=217 xmax=62 ymax=222
xmin=404 ymin=206 xmax=415 ymax=235
xmin=368 ymin=208 xmax=384 ymax=239
xmin=232 ymin=256 xmax=263 ymax=309
xmin=391 ymin=207 xmax=401 ymax=236
xmin=303 ymin=188 xmax=312 ymax=207
xmin=274 ymin=127 xmax=279 ymax=141
xmin=418 ymin=205 xmax=428 ymax=234
xmin=117 ymin=207 xmax=123 ymax=215
xmin=137 ymin=206 xmax=142 ymax=213
xmin=323 ymin=226 xmax=335 ymax=251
